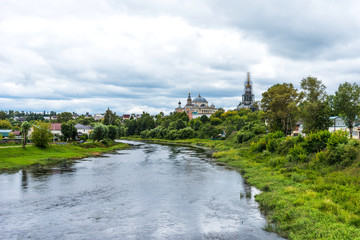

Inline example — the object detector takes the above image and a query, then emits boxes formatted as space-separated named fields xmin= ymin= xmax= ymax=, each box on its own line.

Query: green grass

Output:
xmin=127 ymin=136 xmax=360 ymax=239
xmin=0 ymin=142 xmax=128 ymax=171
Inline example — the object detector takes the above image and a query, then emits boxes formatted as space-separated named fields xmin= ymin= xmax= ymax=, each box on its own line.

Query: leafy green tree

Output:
xmin=31 ymin=121 xmax=52 ymax=148
xmin=137 ymin=113 xmax=155 ymax=132
xmin=0 ymin=134 xmax=2 ymax=140
xmin=104 ymin=108 xmax=117 ymax=125
xmin=0 ymin=111 xmax=6 ymax=120
xmin=61 ymin=122 xmax=77 ymax=141
xmin=21 ymin=121 xmax=31 ymax=148
xmin=300 ymin=76 xmax=332 ymax=133
xmin=79 ymin=117 xmax=95 ymax=125
xmin=8 ymin=132 xmax=15 ymax=140
xmin=91 ymin=124 xmax=108 ymax=142
xmin=200 ymin=115 xmax=209 ymax=123
xmin=261 ymin=83 xmax=302 ymax=135
xmin=334 ymin=82 xmax=360 ymax=138
xmin=0 ymin=119 xmax=12 ymax=129
xmin=108 ymin=125 xmax=119 ymax=140
xmin=57 ymin=112 xmax=73 ymax=123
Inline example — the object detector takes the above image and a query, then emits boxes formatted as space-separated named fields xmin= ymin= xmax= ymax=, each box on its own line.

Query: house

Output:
xmin=93 ymin=113 xmax=104 ymax=121
xmin=75 ymin=124 xmax=93 ymax=136
xmin=0 ymin=129 xmax=12 ymax=138
xmin=329 ymin=116 xmax=360 ymax=139
xmin=292 ymin=121 xmax=303 ymax=136
xmin=50 ymin=123 xmax=62 ymax=135
xmin=11 ymin=131 xmax=21 ymax=138
xmin=122 ymin=114 xmax=131 ymax=120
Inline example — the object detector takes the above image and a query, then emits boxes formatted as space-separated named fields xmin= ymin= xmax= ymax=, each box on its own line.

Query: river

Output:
xmin=0 ymin=140 xmax=284 ymax=240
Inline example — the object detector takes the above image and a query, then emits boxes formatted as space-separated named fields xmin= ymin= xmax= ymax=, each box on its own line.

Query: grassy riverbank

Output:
xmin=126 ymin=136 xmax=360 ymax=239
xmin=0 ymin=141 xmax=128 ymax=171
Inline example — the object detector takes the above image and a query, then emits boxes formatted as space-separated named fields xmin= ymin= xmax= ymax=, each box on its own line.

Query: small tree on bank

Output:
xmin=31 ymin=121 xmax=52 ymax=148
xmin=61 ymin=122 xmax=77 ymax=141
xmin=21 ymin=121 xmax=31 ymax=148
xmin=90 ymin=124 xmax=108 ymax=142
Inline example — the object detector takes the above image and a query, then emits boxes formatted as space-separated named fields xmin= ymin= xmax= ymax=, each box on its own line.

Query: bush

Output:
xmin=91 ymin=124 xmax=108 ymax=142
xmin=252 ymin=124 xmax=267 ymax=134
xmin=79 ymin=134 xmax=88 ymax=141
xmin=250 ymin=141 xmax=267 ymax=152
xmin=326 ymin=144 xmax=358 ymax=166
xmin=269 ymin=156 xmax=286 ymax=168
xmin=178 ymin=127 xmax=195 ymax=139
xmin=287 ymin=144 xmax=308 ymax=162
xmin=210 ymin=117 xmax=222 ymax=126
xmin=108 ymin=125 xmax=119 ymax=140
xmin=167 ymin=130 xmax=179 ymax=140
xmin=237 ymin=131 xmax=255 ymax=143
xmin=140 ymin=130 xmax=149 ymax=138
xmin=267 ymin=138 xmax=280 ymax=153
xmin=31 ymin=121 xmax=53 ymax=148
xmin=303 ymin=130 xmax=331 ymax=153
xmin=327 ymin=131 xmax=348 ymax=150
xmin=101 ymin=138 xmax=113 ymax=147
xmin=277 ymin=137 xmax=295 ymax=155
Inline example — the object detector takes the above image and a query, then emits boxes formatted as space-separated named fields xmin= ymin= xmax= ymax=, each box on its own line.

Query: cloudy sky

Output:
xmin=1 ymin=0 xmax=359 ymax=115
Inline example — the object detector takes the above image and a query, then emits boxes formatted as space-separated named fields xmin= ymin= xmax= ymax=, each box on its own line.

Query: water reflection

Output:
xmin=0 ymin=141 xmax=285 ymax=240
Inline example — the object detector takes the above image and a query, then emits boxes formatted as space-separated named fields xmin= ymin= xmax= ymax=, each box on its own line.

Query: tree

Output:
xmin=300 ymin=76 xmax=332 ymax=133
xmin=108 ymin=125 xmax=119 ymax=140
xmin=103 ymin=109 xmax=117 ymax=125
xmin=261 ymin=83 xmax=302 ymax=135
xmin=90 ymin=124 xmax=108 ymax=142
xmin=334 ymin=82 xmax=360 ymax=138
xmin=57 ymin=112 xmax=73 ymax=123
xmin=21 ymin=121 xmax=31 ymax=148
xmin=0 ymin=111 xmax=6 ymax=120
xmin=31 ymin=121 xmax=52 ymax=148
xmin=61 ymin=122 xmax=77 ymax=141
xmin=8 ymin=132 xmax=15 ymax=140
xmin=0 ymin=119 xmax=12 ymax=129
xmin=200 ymin=115 xmax=209 ymax=123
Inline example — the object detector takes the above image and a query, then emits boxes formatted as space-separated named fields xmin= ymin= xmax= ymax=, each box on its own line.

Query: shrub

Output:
xmin=79 ymin=134 xmax=88 ymax=141
xmin=210 ymin=117 xmax=222 ymax=126
xmin=267 ymin=138 xmax=279 ymax=153
xmin=287 ymin=144 xmax=309 ymax=162
xmin=237 ymin=131 xmax=255 ymax=143
xmin=303 ymin=130 xmax=331 ymax=153
xmin=108 ymin=125 xmax=119 ymax=140
xmin=252 ymin=124 xmax=267 ymax=134
xmin=269 ymin=156 xmax=286 ymax=167
xmin=31 ymin=121 xmax=53 ymax=148
xmin=250 ymin=141 xmax=267 ymax=152
xmin=178 ymin=127 xmax=195 ymax=139
xmin=327 ymin=131 xmax=348 ymax=150
xmin=91 ymin=124 xmax=109 ymax=142
xmin=326 ymin=144 xmax=358 ymax=166
xmin=277 ymin=137 xmax=295 ymax=155
xmin=140 ymin=130 xmax=149 ymax=138
xmin=101 ymin=138 xmax=113 ymax=147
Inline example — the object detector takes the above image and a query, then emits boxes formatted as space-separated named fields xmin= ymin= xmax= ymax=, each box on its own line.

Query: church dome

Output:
xmin=193 ymin=93 xmax=208 ymax=103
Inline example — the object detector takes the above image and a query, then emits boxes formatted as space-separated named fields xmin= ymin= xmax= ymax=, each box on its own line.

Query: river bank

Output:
xmin=0 ymin=141 xmax=128 ymax=172
xmin=125 ymin=136 xmax=360 ymax=240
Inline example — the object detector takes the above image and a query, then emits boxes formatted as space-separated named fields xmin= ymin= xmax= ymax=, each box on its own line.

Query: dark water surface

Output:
xmin=0 ymin=141 xmax=284 ymax=240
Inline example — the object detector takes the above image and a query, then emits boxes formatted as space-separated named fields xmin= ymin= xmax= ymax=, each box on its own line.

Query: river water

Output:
xmin=0 ymin=141 xmax=284 ymax=240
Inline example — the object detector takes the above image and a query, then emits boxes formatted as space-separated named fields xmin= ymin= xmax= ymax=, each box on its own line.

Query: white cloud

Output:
xmin=0 ymin=0 xmax=359 ymax=114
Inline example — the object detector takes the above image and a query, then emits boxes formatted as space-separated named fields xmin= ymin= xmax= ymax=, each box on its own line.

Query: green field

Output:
xmin=0 ymin=142 xmax=128 ymax=171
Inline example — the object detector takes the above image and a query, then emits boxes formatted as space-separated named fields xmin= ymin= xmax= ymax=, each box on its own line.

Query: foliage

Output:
xmin=0 ymin=111 xmax=6 ymax=120
xmin=107 ymin=125 xmax=119 ymax=140
xmin=57 ymin=112 xmax=73 ymax=123
xmin=103 ymin=109 xmax=117 ymax=125
xmin=236 ymin=131 xmax=255 ymax=143
xmin=8 ymin=132 xmax=15 ymax=140
xmin=334 ymin=82 xmax=360 ymax=138
xmin=90 ymin=124 xmax=108 ymax=142
xmin=31 ymin=121 xmax=52 ymax=148
xmin=261 ymin=83 xmax=302 ymax=135
xmin=302 ymin=130 xmax=331 ymax=153
xmin=0 ymin=119 xmax=12 ymax=129
xmin=61 ymin=122 xmax=77 ymax=141
xmin=326 ymin=130 xmax=348 ymax=150
xmin=21 ymin=121 xmax=31 ymax=148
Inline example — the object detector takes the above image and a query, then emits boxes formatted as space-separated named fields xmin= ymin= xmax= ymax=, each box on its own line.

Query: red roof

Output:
xmin=11 ymin=131 xmax=21 ymax=136
xmin=50 ymin=123 xmax=62 ymax=131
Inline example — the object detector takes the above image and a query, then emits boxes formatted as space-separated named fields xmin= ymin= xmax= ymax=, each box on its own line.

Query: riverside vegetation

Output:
xmin=123 ymin=78 xmax=360 ymax=239
xmin=0 ymin=141 xmax=128 ymax=171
